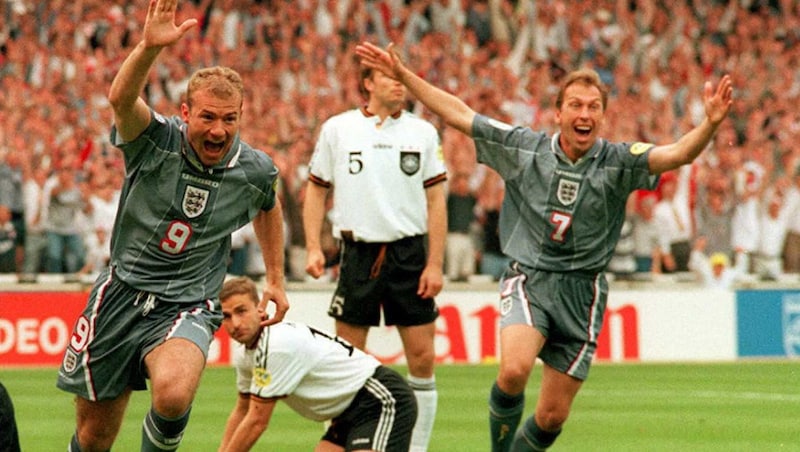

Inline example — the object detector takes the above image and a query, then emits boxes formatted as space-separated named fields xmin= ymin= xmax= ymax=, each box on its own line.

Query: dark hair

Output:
xmin=555 ymin=68 xmax=609 ymax=110
xmin=358 ymin=66 xmax=373 ymax=100
xmin=219 ymin=277 xmax=259 ymax=304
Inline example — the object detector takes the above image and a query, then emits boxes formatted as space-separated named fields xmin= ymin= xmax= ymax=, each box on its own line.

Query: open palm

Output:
xmin=704 ymin=74 xmax=733 ymax=125
xmin=142 ymin=0 xmax=197 ymax=49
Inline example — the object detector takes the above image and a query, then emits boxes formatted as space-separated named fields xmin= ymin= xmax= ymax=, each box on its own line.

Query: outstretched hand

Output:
xmin=143 ymin=0 xmax=197 ymax=49
xmin=703 ymin=74 xmax=734 ymax=126
xmin=355 ymin=42 xmax=405 ymax=80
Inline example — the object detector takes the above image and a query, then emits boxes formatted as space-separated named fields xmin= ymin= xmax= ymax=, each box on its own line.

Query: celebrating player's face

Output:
xmin=220 ymin=293 xmax=262 ymax=346
xmin=555 ymin=82 xmax=605 ymax=156
xmin=182 ymin=89 xmax=242 ymax=167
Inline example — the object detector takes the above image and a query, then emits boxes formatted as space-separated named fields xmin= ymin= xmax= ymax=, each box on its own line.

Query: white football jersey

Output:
xmin=233 ymin=321 xmax=381 ymax=421
xmin=308 ymin=107 xmax=447 ymax=242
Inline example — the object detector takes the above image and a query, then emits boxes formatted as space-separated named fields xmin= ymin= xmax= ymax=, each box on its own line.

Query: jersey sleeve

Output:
xmin=232 ymin=343 xmax=253 ymax=394
xmin=110 ymin=110 xmax=179 ymax=172
xmin=248 ymin=150 xmax=280 ymax=212
xmin=471 ymin=114 xmax=548 ymax=181
xmin=420 ymin=121 xmax=448 ymax=187
xmin=307 ymin=119 xmax=336 ymax=188
xmin=249 ymin=324 xmax=313 ymax=399
xmin=612 ymin=141 xmax=659 ymax=192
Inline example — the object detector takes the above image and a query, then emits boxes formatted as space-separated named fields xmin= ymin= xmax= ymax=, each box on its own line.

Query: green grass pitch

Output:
xmin=2 ymin=361 xmax=799 ymax=451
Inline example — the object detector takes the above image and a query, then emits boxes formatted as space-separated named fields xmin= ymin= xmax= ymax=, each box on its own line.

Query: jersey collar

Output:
xmin=180 ymin=124 xmax=242 ymax=174
xmin=360 ymin=105 xmax=403 ymax=121
xmin=550 ymin=133 xmax=603 ymax=166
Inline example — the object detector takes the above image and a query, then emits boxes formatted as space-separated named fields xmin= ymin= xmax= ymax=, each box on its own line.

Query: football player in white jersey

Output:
xmin=303 ymin=64 xmax=448 ymax=451
xmin=219 ymin=277 xmax=417 ymax=452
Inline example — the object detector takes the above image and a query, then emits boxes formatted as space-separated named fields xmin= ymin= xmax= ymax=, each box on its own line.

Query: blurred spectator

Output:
xmin=228 ymin=224 xmax=251 ymax=277
xmin=688 ymin=237 xmax=746 ymax=290
xmin=753 ymin=191 xmax=790 ymax=281
xmin=0 ymin=150 xmax=25 ymax=271
xmin=608 ymin=195 xmax=637 ymax=280
xmin=21 ymin=166 xmax=48 ymax=276
xmin=445 ymin=172 xmax=477 ymax=282
xmin=475 ymin=168 xmax=509 ymax=280
xmin=40 ymin=165 xmax=86 ymax=274
xmin=731 ymin=160 xmax=766 ymax=272
xmin=654 ymin=168 xmax=693 ymax=273
xmin=694 ymin=171 xmax=734 ymax=257
xmin=783 ymin=170 xmax=800 ymax=273
xmin=631 ymin=192 xmax=662 ymax=274
xmin=0 ymin=205 xmax=17 ymax=273
xmin=77 ymin=226 xmax=110 ymax=277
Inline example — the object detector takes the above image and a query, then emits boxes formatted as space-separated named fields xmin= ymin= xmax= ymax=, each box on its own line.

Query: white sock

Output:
xmin=407 ymin=374 xmax=437 ymax=452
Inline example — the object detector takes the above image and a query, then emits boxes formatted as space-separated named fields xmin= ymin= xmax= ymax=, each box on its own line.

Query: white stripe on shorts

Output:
xmin=364 ymin=376 xmax=397 ymax=451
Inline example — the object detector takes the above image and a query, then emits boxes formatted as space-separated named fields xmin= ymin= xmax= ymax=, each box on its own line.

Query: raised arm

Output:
xmin=647 ymin=74 xmax=733 ymax=174
xmin=108 ymin=0 xmax=198 ymax=142
xmin=355 ymin=42 xmax=476 ymax=136
xmin=253 ymin=203 xmax=289 ymax=326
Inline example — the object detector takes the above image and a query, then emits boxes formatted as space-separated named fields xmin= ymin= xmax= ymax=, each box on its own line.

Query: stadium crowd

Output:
xmin=1 ymin=0 xmax=799 ymax=284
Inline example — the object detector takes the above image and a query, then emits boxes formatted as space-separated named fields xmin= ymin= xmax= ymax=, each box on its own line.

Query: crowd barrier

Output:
xmin=1 ymin=277 xmax=799 ymax=367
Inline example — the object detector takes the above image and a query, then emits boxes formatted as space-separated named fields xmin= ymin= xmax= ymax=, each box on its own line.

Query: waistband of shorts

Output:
xmin=512 ymin=261 xmax=600 ymax=280
xmin=340 ymin=230 xmax=425 ymax=245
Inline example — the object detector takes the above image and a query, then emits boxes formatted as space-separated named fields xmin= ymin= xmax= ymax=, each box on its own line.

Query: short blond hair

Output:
xmin=186 ymin=66 xmax=244 ymax=107
xmin=219 ymin=277 xmax=259 ymax=304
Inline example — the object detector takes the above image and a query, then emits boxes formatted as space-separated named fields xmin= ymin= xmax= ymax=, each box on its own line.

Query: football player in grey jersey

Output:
xmin=57 ymin=1 xmax=289 ymax=451
xmin=355 ymin=42 xmax=732 ymax=451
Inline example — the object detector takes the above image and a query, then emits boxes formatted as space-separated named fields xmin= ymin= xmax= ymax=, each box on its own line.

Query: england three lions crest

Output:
xmin=182 ymin=185 xmax=209 ymax=218
xmin=557 ymin=179 xmax=580 ymax=206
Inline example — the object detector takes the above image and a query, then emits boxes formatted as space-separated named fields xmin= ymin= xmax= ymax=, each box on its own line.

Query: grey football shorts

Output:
xmin=57 ymin=268 xmax=222 ymax=401
xmin=498 ymin=262 xmax=608 ymax=380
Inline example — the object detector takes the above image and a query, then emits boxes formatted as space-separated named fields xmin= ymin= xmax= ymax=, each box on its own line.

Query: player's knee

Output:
xmin=151 ymin=388 xmax=193 ymax=418
xmin=534 ymin=407 xmax=569 ymax=431
xmin=76 ymin=425 xmax=116 ymax=451
xmin=406 ymin=350 xmax=435 ymax=377
xmin=497 ymin=361 xmax=533 ymax=392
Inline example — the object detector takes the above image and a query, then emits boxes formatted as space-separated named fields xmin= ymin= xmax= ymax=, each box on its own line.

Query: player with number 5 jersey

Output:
xmin=304 ymin=64 xmax=448 ymax=452
xmin=56 ymin=1 xmax=289 ymax=451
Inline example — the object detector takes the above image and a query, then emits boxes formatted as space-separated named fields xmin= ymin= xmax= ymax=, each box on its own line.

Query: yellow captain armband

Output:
xmin=630 ymin=142 xmax=654 ymax=155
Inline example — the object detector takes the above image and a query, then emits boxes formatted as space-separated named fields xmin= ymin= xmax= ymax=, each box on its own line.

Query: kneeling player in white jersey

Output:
xmin=219 ymin=277 xmax=417 ymax=452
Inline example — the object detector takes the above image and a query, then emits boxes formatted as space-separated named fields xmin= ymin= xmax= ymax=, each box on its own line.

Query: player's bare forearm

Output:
xmin=253 ymin=204 xmax=289 ymax=325
xmin=219 ymin=395 xmax=249 ymax=452
xmin=301 ymin=182 xmax=329 ymax=278
xmin=420 ymin=183 xmax=446 ymax=297
xmin=224 ymin=399 xmax=276 ymax=452
xmin=110 ymin=0 xmax=198 ymax=141
xmin=648 ymin=75 xmax=733 ymax=174
xmin=108 ymin=42 xmax=161 ymax=142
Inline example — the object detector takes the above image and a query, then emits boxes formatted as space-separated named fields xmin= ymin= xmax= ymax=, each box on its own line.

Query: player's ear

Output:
xmin=180 ymin=102 xmax=190 ymax=121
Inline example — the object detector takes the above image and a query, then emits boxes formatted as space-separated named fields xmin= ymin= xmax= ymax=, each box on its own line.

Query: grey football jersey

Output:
xmin=108 ymin=111 xmax=278 ymax=302
xmin=472 ymin=114 xmax=658 ymax=273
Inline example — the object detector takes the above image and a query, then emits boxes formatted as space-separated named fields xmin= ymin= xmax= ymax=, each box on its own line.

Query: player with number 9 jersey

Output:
xmin=108 ymin=113 xmax=278 ymax=302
